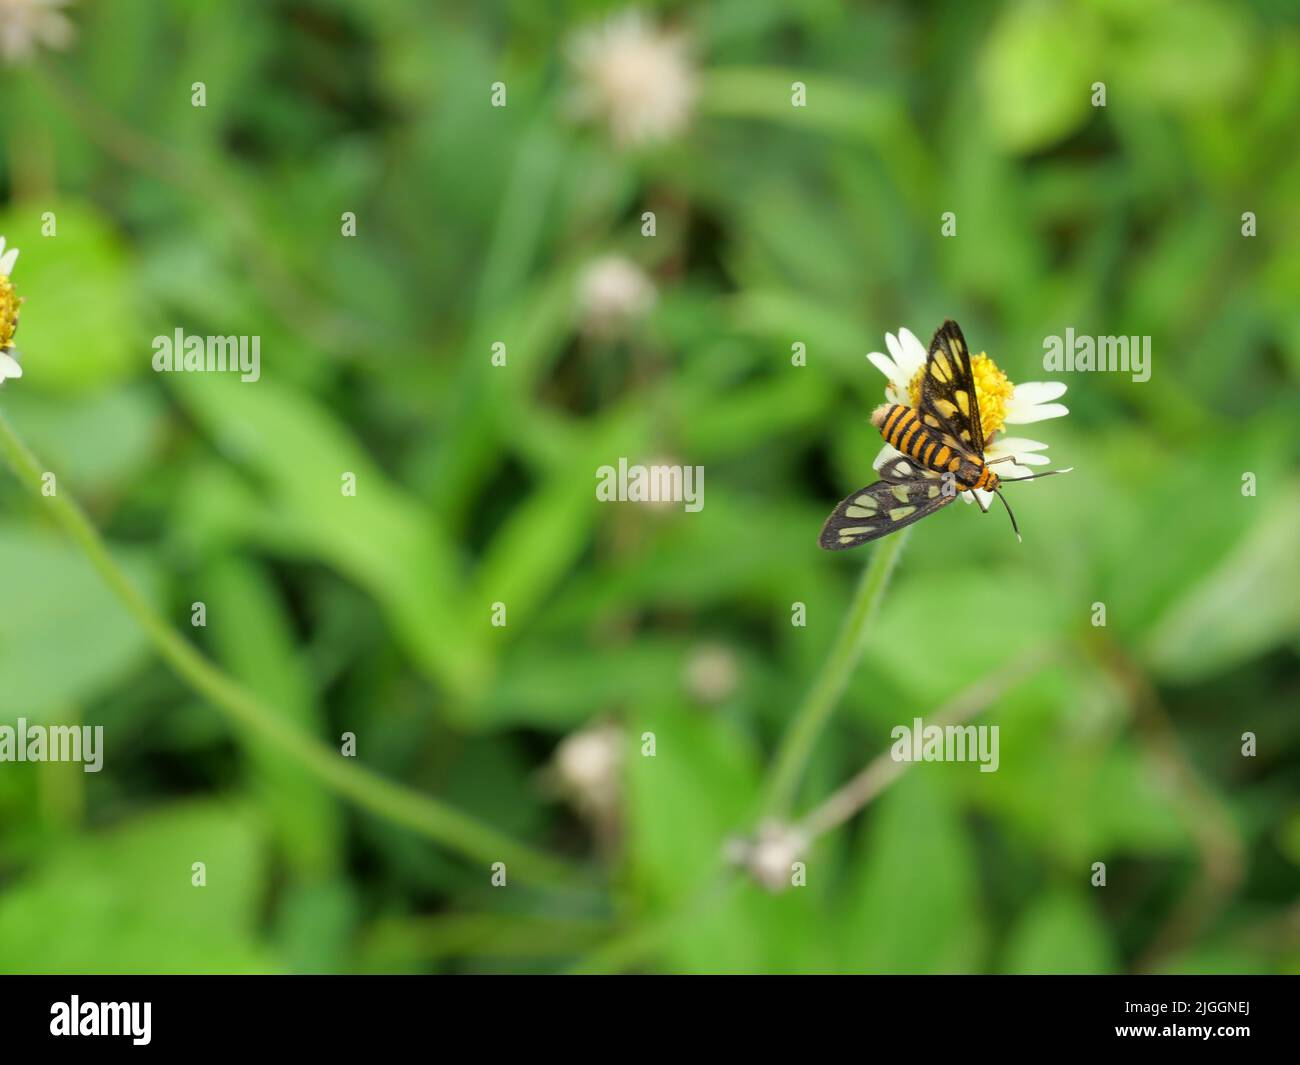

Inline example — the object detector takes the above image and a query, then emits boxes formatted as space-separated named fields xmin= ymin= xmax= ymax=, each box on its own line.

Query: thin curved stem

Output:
xmin=762 ymin=529 xmax=910 ymax=817
xmin=795 ymin=644 xmax=1058 ymax=840
xmin=0 ymin=408 xmax=577 ymax=889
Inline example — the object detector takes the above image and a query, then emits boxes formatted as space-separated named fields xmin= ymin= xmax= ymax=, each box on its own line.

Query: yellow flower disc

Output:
xmin=0 ymin=275 xmax=22 ymax=352
xmin=908 ymin=351 xmax=1013 ymax=441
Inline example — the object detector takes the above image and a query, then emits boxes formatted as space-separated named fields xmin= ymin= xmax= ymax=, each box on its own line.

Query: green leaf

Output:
xmin=627 ymin=700 xmax=760 ymax=907
xmin=201 ymin=555 xmax=341 ymax=877
xmin=626 ymin=700 xmax=787 ymax=972
xmin=839 ymin=773 xmax=983 ymax=972
xmin=1143 ymin=488 xmax=1300 ymax=682
xmin=485 ymin=639 xmax=689 ymax=729
xmin=0 ymin=800 xmax=271 ymax=973
xmin=1115 ymin=0 xmax=1251 ymax=107
xmin=1001 ymin=890 xmax=1116 ymax=974
xmin=1 ymin=385 xmax=164 ymax=489
xmin=860 ymin=567 xmax=1066 ymax=707
xmin=977 ymin=4 xmax=1100 ymax=152
xmin=0 ymin=202 xmax=140 ymax=394
xmin=0 ymin=525 xmax=159 ymax=718
xmin=171 ymin=373 xmax=487 ymax=703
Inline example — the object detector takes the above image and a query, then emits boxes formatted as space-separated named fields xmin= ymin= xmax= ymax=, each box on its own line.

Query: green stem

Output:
xmin=571 ymin=533 xmax=910 ymax=971
xmin=762 ymin=529 xmax=910 ymax=816
xmin=0 ymin=409 xmax=577 ymax=889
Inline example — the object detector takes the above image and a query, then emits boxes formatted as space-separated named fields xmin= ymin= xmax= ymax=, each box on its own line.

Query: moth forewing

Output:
xmin=818 ymin=465 xmax=953 ymax=550
xmin=920 ymin=319 xmax=985 ymax=458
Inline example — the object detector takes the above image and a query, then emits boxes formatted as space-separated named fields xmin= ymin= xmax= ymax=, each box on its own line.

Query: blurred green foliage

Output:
xmin=0 ymin=0 xmax=1297 ymax=974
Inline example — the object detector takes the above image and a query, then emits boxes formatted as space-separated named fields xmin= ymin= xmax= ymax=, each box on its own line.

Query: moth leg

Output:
xmin=974 ymin=491 xmax=990 ymax=514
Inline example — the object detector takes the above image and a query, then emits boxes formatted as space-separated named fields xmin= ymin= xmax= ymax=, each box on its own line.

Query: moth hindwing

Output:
xmin=919 ymin=319 xmax=985 ymax=458
xmin=818 ymin=456 xmax=956 ymax=550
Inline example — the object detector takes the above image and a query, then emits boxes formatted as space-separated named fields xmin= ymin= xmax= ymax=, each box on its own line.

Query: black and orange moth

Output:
xmin=819 ymin=320 xmax=1070 ymax=550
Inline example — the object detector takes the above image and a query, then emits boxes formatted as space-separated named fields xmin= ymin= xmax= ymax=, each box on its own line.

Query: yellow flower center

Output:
xmin=0 ymin=274 xmax=22 ymax=352
xmin=908 ymin=351 xmax=1014 ymax=440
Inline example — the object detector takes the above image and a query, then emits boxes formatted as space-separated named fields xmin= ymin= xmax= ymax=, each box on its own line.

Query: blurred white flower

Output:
xmin=866 ymin=325 xmax=1069 ymax=507
xmin=552 ymin=722 xmax=624 ymax=825
xmin=0 ymin=237 xmax=24 ymax=385
xmin=577 ymin=255 xmax=656 ymax=337
xmin=0 ymin=0 xmax=76 ymax=63
xmin=726 ymin=821 xmax=807 ymax=893
xmin=683 ymin=642 xmax=739 ymax=704
xmin=567 ymin=10 xmax=696 ymax=148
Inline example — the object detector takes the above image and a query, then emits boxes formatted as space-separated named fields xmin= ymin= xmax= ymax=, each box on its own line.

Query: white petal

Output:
xmin=872 ymin=443 xmax=904 ymax=471
xmin=868 ymin=351 xmax=911 ymax=400
xmin=0 ymin=351 xmax=22 ymax=380
xmin=0 ymin=246 xmax=17 ymax=276
xmin=991 ymin=436 xmax=1051 ymax=454
xmin=1011 ymin=380 xmax=1067 ymax=404
xmin=866 ymin=351 xmax=898 ymax=380
xmin=884 ymin=331 xmax=904 ymax=366
xmin=985 ymin=440 xmax=1051 ymax=470
xmin=871 ymin=327 xmax=931 ymax=402
xmin=895 ymin=327 xmax=928 ymax=378
xmin=1005 ymin=399 xmax=1069 ymax=424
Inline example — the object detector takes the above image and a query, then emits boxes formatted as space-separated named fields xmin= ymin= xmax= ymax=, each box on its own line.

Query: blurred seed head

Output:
xmin=551 ymin=721 xmax=625 ymax=828
xmin=567 ymin=10 xmax=696 ymax=148
xmin=576 ymin=255 xmax=656 ymax=338
xmin=726 ymin=821 xmax=807 ymax=893
xmin=684 ymin=642 xmax=739 ymax=704
xmin=0 ymin=0 xmax=76 ymax=63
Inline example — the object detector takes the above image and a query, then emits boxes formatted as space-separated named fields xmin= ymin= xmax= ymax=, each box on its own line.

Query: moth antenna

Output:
xmin=993 ymin=489 xmax=1021 ymax=542
xmin=999 ymin=466 xmax=1074 ymax=483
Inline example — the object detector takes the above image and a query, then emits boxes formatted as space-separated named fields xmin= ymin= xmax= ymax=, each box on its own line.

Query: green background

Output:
xmin=0 ymin=0 xmax=1297 ymax=973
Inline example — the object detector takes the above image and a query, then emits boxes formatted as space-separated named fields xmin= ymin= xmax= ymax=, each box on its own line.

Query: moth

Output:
xmin=819 ymin=319 xmax=1070 ymax=550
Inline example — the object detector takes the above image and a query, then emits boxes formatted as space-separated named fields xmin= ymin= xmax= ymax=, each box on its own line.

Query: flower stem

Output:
xmin=794 ymin=644 xmax=1057 ymax=840
xmin=0 ymin=409 xmax=577 ymax=889
xmin=762 ymin=529 xmax=910 ymax=817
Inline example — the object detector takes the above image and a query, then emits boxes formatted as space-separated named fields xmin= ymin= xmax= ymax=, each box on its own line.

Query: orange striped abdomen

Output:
xmin=869 ymin=403 xmax=994 ymax=491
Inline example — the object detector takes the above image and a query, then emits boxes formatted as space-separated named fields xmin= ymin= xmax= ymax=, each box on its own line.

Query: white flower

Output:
xmin=576 ymin=255 xmax=656 ymax=337
xmin=0 ymin=237 xmax=24 ymax=384
xmin=866 ymin=326 xmax=929 ymax=407
xmin=567 ymin=10 xmax=695 ymax=148
xmin=552 ymin=722 xmax=624 ymax=828
xmin=683 ymin=642 xmax=739 ymax=703
xmin=0 ymin=0 xmax=75 ymax=63
xmin=866 ymin=325 xmax=1068 ymax=507
xmin=726 ymin=821 xmax=808 ymax=893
